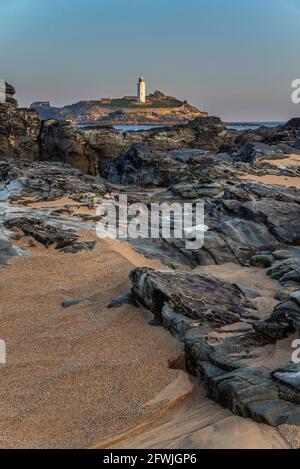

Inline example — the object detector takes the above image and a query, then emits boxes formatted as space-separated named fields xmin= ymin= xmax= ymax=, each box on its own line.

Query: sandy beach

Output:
xmin=240 ymin=154 xmax=300 ymax=188
xmin=0 ymin=197 xmax=296 ymax=449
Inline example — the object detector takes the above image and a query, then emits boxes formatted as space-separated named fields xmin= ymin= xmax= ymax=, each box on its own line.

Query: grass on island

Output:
xmin=108 ymin=99 xmax=183 ymax=109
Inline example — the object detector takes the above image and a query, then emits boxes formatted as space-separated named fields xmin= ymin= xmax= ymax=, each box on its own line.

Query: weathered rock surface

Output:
xmin=2 ymin=81 xmax=300 ymax=180
xmin=0 ymin=84 xmax=40 ymax=160
xmin=0 ymin=158 xmax=109 ymax=204
xmin=39 ymin=120 xmax=100 ymax=175
xmin=83 ymin=117 xmax=235 ymax=165
xmin=103 ymin=142 xmax=238 ymax=189
xmin=4 ymin=216 xmax=79 ymax=249
xmin=254 ymin=289 xmax=300 ymax=339
xmin=130 ymin=267 xmax=300 ymax=426
xmin=123 ymin=180 xmax=300 ymax=270
xmin=0 ymin=234 xmax=18 ymax=267
xmin=236 ymin=142 xmax=299 ymax=163
xmin=130 ymin=268 xmax=256 ymax=330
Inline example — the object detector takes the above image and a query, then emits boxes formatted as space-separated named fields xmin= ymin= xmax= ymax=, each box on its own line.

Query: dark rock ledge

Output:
xmin=130 ymin=267 xmax=300 ymax=426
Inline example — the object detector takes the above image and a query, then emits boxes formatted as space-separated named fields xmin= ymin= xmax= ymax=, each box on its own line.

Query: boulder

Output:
xmin=130 ymin=267 xmax=300 ymax=426
xmin=39 ymin=120 xmax=100 ymax=175
xmin=0 ymin=234 xmax=17 ymax=267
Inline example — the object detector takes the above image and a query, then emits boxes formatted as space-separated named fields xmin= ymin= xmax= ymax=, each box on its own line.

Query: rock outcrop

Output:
xmin=0 ymin=83 xmax=40 ymax=160
xmin=82 ymin=117 xmax=234 ymax=166
xmin=0 ymin=157 xmax=109 ymax=204
xmin=39 ymin=120 xmax=100 ymax=175
xmin=2 ymin=81 xmax=300 ymax=178
xmin=102 ymin=143 xmax=237 ymax=188
xmin=130 ymin=267 xmax=300 ymax=426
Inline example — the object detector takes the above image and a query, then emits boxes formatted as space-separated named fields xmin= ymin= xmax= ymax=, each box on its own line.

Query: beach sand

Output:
xmin=0 ymin=200 xmax=296 ymax=449
xmin=0 ymin=230 xmax=184 ymax=448
xmin=240 ymin=154 xmax=300 ymax=188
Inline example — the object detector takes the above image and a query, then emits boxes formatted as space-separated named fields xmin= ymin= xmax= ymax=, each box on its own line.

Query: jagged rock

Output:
xmin=130 ymin=267 xmax=300 ymax=426
xmin=130 ymin=268 xmax=255 ymax=329
xmin=223 ymin=198 xmax=300 ymax=245
xmin=267 ymin=257 xmax=300 ymax=289
xmin=224 ymin=182 xmax=300 ymax=205
xmin=0 ymin=159 xmax=109 ymax=203
xmin=272 ymin=363 xmax=300 ymax=392
xmin=247 ymin=400 xmax=300 ymax=426
xmin=60 ymin=240 xmax=96 ymax=253
xmin=0 ymin=103 xmax=40 ymax=160
xmin=236 ymin=142 xmax=298 ymax=163
xmin=253 ymin=290 xmax=300 ymax=339
xmin=39 ymin=120 xmax=100 ymax=175
xmin=4 ymin=217 xmax=78 ymax=249
xmin=0 ymin=234 xmax=18 ymax=267
xmin=103 ymin=143 xmax=181 ymax=186
xmin=250 ymin=254 xmax=274 ymax=268
xmin=103 ymin=143 xmax=238 ymax=188
xmin=170 ymin=182 xmax=223 ymax=199
xmin=84 ymin=117 xmax=235 ymax=165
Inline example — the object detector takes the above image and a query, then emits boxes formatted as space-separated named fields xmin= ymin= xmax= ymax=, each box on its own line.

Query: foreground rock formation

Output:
xmin=0 ymin=83 xmax=40 ymax=160
xmin=130 ymin=268 xmax=300 ymax=427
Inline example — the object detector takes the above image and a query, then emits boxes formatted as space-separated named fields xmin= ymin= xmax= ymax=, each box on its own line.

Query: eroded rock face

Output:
xmin=0 ymin=234 xmax=18 ymax=267
xmin=0 ymin=88 xmax=40 ymax=160
xmin=236 ymin=142 xmax=299 ymax=163
xmin=124 ymin=181 xmax=299 ymax=270
xmin=103 ymin=143 xmax=237 ymax=188
xmin=130 ymin=268 xmax=255 ymax=330
xmin=254 ymin=289 xmax=300 ymax=339
xmin=130 ymin=267 xmax=300 ymax=426
xmin=0 ymin=158 xmax=109 ymax=204
xmin=0 ymin=83 xmax=100 ymax=175
xmin=82 ymin=116 xmax=235 ymax=165
xmin=39 ymin=120 xmax=100 ymax=175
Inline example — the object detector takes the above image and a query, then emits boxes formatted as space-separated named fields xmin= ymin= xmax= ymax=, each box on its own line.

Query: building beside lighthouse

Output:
xmin=137 ymin=75 xmax=146 ymax=103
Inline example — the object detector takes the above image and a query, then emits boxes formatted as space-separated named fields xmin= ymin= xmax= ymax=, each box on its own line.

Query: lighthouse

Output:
xmin=137 ymin=75 xmax=146 ymax=103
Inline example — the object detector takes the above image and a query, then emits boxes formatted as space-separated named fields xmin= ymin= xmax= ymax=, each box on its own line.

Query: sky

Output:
xmin=0 ymin=0 xmax=300 ymax=121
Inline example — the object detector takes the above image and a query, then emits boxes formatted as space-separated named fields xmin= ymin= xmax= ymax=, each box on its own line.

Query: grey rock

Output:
xmin=247 ymin=400 xmax=300 ymax=426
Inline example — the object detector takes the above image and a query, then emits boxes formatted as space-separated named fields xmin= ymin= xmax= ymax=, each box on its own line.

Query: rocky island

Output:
xmin=30 ymin=76 xmax=207 ymax=126
xmin=1 ymin=81 xmax=300 ymax=449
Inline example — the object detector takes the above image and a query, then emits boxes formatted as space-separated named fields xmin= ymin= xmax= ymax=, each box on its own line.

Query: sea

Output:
xmin=112 ymin=122 xmax=284 ymax=132
xmin=77 ymin=122 xmax=284 ymax=132
xmin=226 ymin=121 xmax=283 ymax=131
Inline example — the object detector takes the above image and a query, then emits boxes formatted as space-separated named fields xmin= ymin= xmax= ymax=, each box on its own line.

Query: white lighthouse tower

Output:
xmin=137 ymin=75 xmax=146 ymax=103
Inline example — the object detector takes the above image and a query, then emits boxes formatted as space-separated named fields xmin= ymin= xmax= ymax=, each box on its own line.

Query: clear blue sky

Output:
xmin=1 ymin=0 xmax=300 ymax=121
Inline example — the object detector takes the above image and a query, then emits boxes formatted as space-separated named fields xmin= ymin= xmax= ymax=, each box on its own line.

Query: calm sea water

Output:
xmin=113 ymin=125 xmax=163 ymax=131
xmin=112 ymin=122 xmax=284 ymax=132
xmin=77 ymin=122 xmax=284 ymax=132
xmin=226 ymin=122 xmax=283 ymax=131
